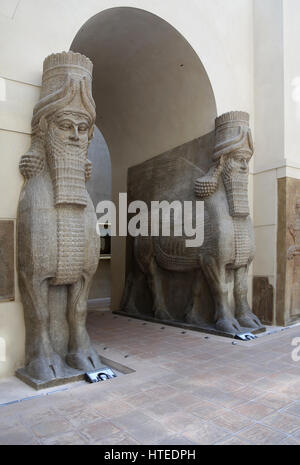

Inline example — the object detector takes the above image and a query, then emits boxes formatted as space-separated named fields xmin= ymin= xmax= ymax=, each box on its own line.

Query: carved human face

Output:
xmin=226 ymin=151 xmax=251 ymax=175
xmin=48 ymin=111 xmax=90 ymax=149
xmin=45 ymin=110 xmax=91 ymax=206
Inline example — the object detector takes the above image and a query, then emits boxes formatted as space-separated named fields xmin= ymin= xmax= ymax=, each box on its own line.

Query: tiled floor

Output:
xmin=1 ymin=310 xmax=300 ymax=445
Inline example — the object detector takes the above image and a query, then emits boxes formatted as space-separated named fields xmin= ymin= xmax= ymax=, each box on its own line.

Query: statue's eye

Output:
xmin=78 ymin=124 xmax=88 ymax=132
xmin=59 ymin=122 xmax=72 ymax=130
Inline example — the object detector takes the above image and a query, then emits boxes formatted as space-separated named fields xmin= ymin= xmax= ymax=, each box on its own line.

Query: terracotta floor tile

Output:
xmin=215 ymin=436 xmax=252 ymax=445
xmin=258 ymin=392 xmax=295 ymax=410
xmin=183 ymin=421 xmax=231 ymax=445
xmin=278 ymin=437 xmax=300 ymax=445
xmin=230 ymin=385 xmax=264 ymax=402
xmin=142 ymin=399 xmax=184 ymax=420
xmin=127 ymin=419 xmax=174 ymax=445
xmin=80 ymin=420 xmax=121 ymax=442
xmin=0 ymin=426 xmax=37 ymax=445
xmin=237 ymin=424 xmax=288 ymax=445
xmin=261 ymin=411 xmax=300 ymax=434
xmin=94 ymin=433 xmax=140 ymax=445
xmin=63 ymin=407 xmax=104 ymax=427
xmin=112 ymin=410 xmax=154 ymax=431
xmin=283 ymin=401 xmax=300 ymax=417
xmin=41 ymin=431 xmax=88 ymax=445
xmin=167 ymin=392 xmax=203 ymax=409
xmin=0 ymin=415 xmax=23 ymax=432
xmin=159 ymin=412 xmax=210 ymax=434
xmin=290 ymin=421 xmax=300 ymax=439
xmin=275 ymin=383 xmax=300 ymax=400
xmin=211 ymin=377 xmax=246 ymax=393
xmin=123 ymin=392 xmax=154 ymax=408
xmin=189 ymin=401 xmax=229 ymax=420
xmin=233 ymin=401 xmax=276 ymax=420
xmin=52 ymin=399 xmax=88 ymax=415
xmin=93 ymin=399 xmax=133 ymax=418
xmin=141 ymin=385 xmax=179 ymax=401
xmin=155 ymin=435 xmax=196 ymax=445
xmin=212 ymin=410 xmax=254 ymax=433
xmin=20 ymin=408 xmax=61 ymax=427
xmin=31 ymin=418 xmax=73 ymax=439
xmin=191 ymin=386 xmax=249 ymax=408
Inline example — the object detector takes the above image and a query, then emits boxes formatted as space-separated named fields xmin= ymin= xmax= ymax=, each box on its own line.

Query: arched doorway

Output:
xmin=86 ymin=126 xmax=112 ymax=311
xmin=70 ymin=7 xmax=217 ymax=310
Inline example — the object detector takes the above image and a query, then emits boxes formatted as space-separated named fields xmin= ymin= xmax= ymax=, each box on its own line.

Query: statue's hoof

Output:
xmin=215 ymin=318 xmax=241 ymax=334
xmin=26 ymin=353 xmax=65 ymax=381
xmin=185 ymin=310 xmax=205 ymax=326
xmin=66 ymin=349 xmax=101 ymax=372
xmin=237 ymin=313 xmax=263 ymax=329
xmin=154 ymin=308 xmax=172 ymax=321
xmin=123 ymin=305 xmax=141 ymax=316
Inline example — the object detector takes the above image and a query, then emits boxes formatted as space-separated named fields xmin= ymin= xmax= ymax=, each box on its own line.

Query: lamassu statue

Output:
xmin=190 ymin=111 xmax=262 ymax=332
xmin=123 ymin=112 xmax=264 ymax=335
xmin=17 ymin=52 xmax=101 ymax=383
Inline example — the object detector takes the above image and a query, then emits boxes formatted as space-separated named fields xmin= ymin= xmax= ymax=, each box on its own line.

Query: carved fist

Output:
xmin=288 ymin=245 xmax=298 ymax=260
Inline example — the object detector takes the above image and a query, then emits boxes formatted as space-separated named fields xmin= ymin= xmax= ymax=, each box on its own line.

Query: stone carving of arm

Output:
xmin=288 ymin=244 xmax=300 ymax=260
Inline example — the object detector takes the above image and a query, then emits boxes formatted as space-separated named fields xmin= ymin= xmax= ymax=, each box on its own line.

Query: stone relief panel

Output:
xmin=288 ymin=198 xmax=300 ymax=318
xmin=121 ymin=112 xmax=264 ymax=337
xmin=252 ymin=276 xmax=273 ymax=325
xmin=17 ymin=51 xmax=102 ymax=387
xmin=277 ymin=178 xmax=300 ymax=326
xmin=0 ymin=220 xmax=14 ymax=301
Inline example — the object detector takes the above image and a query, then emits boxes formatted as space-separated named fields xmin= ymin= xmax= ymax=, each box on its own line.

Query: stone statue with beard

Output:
xmin=191 ymin=111 xmax=262 ymax=333
xmin=125 ymin=111 xmax=264 ymax=336
xmin=17 ymin=52 xmax=101 ymax=385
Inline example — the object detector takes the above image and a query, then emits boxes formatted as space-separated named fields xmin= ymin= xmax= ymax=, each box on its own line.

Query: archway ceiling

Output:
xmin=71 ymin=7 xmax=217 ymax=168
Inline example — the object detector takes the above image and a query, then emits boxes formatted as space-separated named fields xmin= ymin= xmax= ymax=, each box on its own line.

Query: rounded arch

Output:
xmin=70 ymin=6 xmax=217 ymax=310
xmin=71 ymin=7 xmax=216 ymax=163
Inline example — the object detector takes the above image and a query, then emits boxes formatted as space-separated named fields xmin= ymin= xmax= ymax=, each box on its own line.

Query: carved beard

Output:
xmin=222 ymin=158 xmax=250 ymax=217
xmin=46 ymin=128 xmax=88 ymax=207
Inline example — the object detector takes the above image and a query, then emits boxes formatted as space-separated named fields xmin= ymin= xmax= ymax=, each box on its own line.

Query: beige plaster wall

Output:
xmin=283 ymin=0 xmax=300 ymax=168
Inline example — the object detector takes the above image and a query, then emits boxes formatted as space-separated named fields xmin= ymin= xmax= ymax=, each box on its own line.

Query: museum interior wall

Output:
xmin=2 ymin=0 xmax=299 ymax=378
xmin=252 ymin=0 xmax=300 ymax=325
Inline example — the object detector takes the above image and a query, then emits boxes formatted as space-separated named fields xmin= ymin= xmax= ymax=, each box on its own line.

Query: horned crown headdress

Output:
xmin=213 ymin=111 xmax=253 ymax=161
xmin=194 ymin=111 xmax=253 ymax=200
xmin=32 ymin=51 xmax=96 ymax=137
xmin=20 ymin=51 xmax=96 ymax=180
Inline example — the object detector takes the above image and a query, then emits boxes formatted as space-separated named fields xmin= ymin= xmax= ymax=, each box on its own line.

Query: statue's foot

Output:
xmin=237 ymin=312 xmax=263 ymax=329
xmin=215 ymin=317 xmax=242 ymax=334
xmin=186 ymin=308 xmax=205 ymax=326
xmin=26 ymin=353 xmax=66 ymax=381
xmin=66 ymin=347 xmax=101 ymax=372
xmin=123 ymin=304 xmax=141 ymax=316
xmin=154 ymin=308 xmax=173 ymax=321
